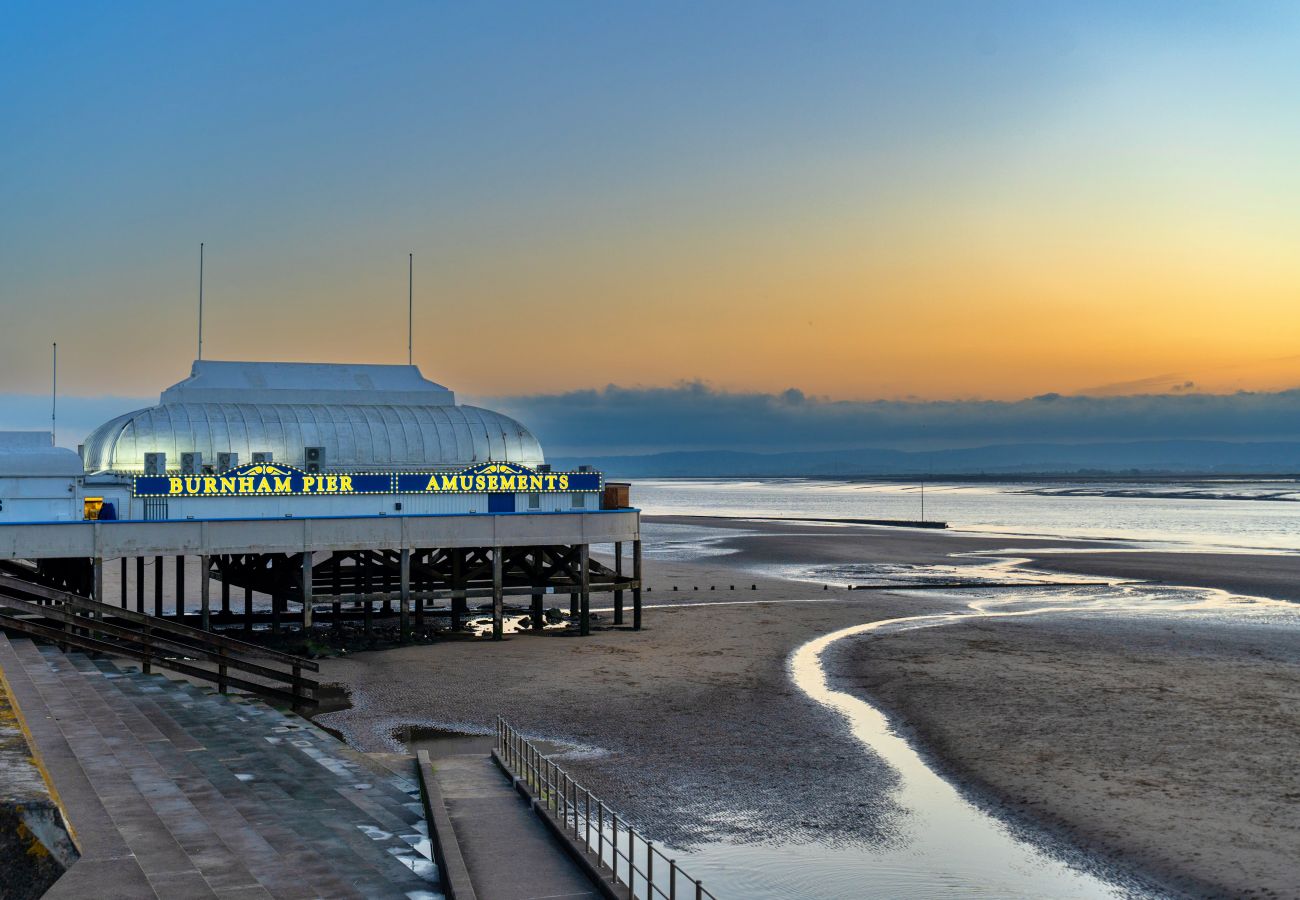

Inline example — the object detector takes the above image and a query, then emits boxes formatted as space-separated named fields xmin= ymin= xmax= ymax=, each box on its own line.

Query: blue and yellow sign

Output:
xmin=133 ymin=461 xmax=602 ymax=498
xmin=395 ymin=461 xmax=601 ymax=494
xmin=133 ymin=464 xmax=391 ymax=498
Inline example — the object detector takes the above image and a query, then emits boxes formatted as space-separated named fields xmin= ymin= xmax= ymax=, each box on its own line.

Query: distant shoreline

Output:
xmin=614 ymin=472 xmax=1300 ymax=483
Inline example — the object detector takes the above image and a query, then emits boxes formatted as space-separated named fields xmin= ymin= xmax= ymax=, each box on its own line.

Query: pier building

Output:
xmin=0 ymin=360 xmax=641 ymax=641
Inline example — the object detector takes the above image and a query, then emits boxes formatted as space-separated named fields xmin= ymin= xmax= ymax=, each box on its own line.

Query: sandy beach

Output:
xmin=315 ymin=516 xmax=1300 ymax=898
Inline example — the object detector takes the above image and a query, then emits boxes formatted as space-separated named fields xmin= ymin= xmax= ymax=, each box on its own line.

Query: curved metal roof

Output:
xmin=80 ymin=362 xmax=544 ymax=474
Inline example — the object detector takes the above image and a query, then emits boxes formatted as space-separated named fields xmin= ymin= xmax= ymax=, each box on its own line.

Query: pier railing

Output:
xmin=496 ymin=717 xmax=718 ymax=900
xmin=0 ymin=572 xmax=319 ymax=709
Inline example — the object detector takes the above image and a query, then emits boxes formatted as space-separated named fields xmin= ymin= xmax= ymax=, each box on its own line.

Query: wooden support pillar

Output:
xmin=154 ymin=556 xmax=163 ymax=617
xmin=382 ymin=554 xmax=393 ymax=614
xmin=532 ymin=592 xmax=544 ymax=632
xmin=271 ymin=556 xmax=281 ymax=634
xmin=244 ymin=584 xmax=253 ymax=634
xmin=331 ymin=553 xmax=342 ymax=634
xmin=414 ymin=551 xmax=424 ymax=630
xmin=175 ymin=554 xmax=185 ymax=620
xmin=301 ymin=552 xmax=313 ymax=631
xmin=570 ymin=592 xmax=579 ymax=616
xmin=492 ymin=548 xmax=504 ymax=641
xmin=200 ymin=554 xmax=211 ymax=631
xmin=135 ymin=556 xmax=145 ymax=614
xmin=451 ymin=551 xmax=464 ymax=630
xmin=120 ymin=557 xmax=127 ymax=607
xmin=363 ymin=593 xmax=372 ymax=637
xmin=220 ymin=561 xmax=230 ymax=619
xmin=579 ymin=544 xmax=590 ymax=636
xmin=632 ymin=539 xmax=643 ymax=631
xmin=613 ymin=541 xmax=624 ymax=626
xmin=399 ymin=548 xmax=411 ymax=642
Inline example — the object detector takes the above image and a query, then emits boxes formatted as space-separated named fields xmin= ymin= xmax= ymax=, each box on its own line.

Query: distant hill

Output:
xmin=551 ymin=441 xmax=1300 ymax=477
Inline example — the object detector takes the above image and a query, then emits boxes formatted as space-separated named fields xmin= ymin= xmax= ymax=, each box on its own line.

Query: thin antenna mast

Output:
xmin=407 ymin=252 xmax=413 ymax=366
xmin=198 ymin=242 xmax=205 ymax=360
xmin=51 ymin=343 xmax=57 ymax=446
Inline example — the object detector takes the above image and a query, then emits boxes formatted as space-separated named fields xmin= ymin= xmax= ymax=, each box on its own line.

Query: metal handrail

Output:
xmin=496 ymin=717 xmax=719 ymax=900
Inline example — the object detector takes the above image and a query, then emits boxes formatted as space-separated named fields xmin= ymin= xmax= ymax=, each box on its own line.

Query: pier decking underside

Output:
xmin=3 ymin=539 xmax=643 ymax=640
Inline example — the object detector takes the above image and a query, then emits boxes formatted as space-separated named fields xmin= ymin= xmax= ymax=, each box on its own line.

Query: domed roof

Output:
xmin=81 ymin=361 xmax=544 ymax=474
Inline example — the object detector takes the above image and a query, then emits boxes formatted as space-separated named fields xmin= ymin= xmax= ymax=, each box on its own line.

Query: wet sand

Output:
xmin=835 ymin=613 xmax=1300 ymax=900
xmin=315 ymin=517 xmax=1300 ymax=898
xmin=316 ymin=560 xmax=960 ymax=848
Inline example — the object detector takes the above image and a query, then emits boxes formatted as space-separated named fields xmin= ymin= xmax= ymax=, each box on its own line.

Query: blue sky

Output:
xmin=3 ymin=2 xmax=1299 ymax=451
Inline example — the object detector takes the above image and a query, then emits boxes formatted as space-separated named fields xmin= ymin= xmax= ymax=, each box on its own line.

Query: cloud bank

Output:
xmin=5 ymin=383 xmax=1300 ymax=460
xmin=477 ymin=383 xmax=1300 ymax=456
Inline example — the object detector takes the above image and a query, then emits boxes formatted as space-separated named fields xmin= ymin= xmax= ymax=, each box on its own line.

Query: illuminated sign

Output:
xmin=396 ymin=461 xmax=600 ymax=493
xmin=133 ymin=464 xmax=390 ymax=498
xmin=133 ymin=461 xmax=601 ymax=498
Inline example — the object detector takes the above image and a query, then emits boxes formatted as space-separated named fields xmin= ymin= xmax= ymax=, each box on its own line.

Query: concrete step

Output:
xmin=2 ymin=636 xmax=442 ymax=899
xmin=80 ymin=652 xmax=439 ymax=898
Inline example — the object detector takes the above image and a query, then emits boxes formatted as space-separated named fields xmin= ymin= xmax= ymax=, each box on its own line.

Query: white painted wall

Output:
xmin=0 ymin=475 xmax=82 ymax=523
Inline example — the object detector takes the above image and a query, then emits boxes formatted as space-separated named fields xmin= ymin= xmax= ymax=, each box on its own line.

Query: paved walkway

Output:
xmin=0 ymin=634 xmax=441 ymax=899
xmin=432 ymin=753 xmax=600 ymax=900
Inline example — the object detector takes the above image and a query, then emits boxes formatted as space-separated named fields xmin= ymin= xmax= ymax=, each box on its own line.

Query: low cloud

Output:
xmin=5 ymin=383 xmax=1300 ymax=458
xmin=477 ymin=382 xmax=1300 ymax=455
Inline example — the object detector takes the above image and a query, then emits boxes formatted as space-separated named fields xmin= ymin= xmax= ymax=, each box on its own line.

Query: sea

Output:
xmin=617 ymin=477 xmax=1300 ymax=900
xmin=629 ymin=477 xmax=1300 ymax=552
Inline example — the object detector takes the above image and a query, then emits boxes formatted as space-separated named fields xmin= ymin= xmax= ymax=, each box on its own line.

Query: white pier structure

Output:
xmin=0 ymin=362 xmax=642 ymax=640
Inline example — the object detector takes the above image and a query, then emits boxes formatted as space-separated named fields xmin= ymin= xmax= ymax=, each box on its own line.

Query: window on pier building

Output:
xmin=572 ymin=492 xmax=586 ymax=508
xmin=527 ymin=493 xmax=540 ymax=509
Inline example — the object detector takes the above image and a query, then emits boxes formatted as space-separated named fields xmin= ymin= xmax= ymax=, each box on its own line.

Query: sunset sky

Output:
xmin=3 ymin=2 xmax=1299 ymax=420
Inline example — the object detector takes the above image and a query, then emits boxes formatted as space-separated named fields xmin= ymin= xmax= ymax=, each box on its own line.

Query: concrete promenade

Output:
xmin=0 ymin=634 xmax=441 ymax=898
xmin=431 ymin=752 xmax=600 ymax=900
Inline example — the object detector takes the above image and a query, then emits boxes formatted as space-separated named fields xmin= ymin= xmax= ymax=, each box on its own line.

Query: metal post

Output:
xmin=492 ymin=548 xmax=503 ymax=641
xmin=135 ymin=556 xmax=144 ymax=614
xmin=647 ymin=843 xmax=654 ymax=897
xmin=175 ymin=554 xmax=185 ymax=620
xmin=301 ymin=551 xmax=313 ymax=630
xmin=399 ymin=547 xmax=410 ymax=641
xmin=695 ymin=879 xmax=703 ymax=900
xmin=200 ymin=554 xmax=211 ymax=631
xmin=579 ymin=543 xmax=591 ymax=636
xmin=633 ymin=539 xmax=643 ymax=631
xmin=614 ymin=540 xmax=624 ymax=625
xmin=154 ymin=556 xmax=163 ymax=617
xmin=670 ymin=859 xmax=678 ymax=900
xmin=627 ymin=827 xmax=636 ymax=891
xmin=120 ymin=557 xmax=127 ymax=607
